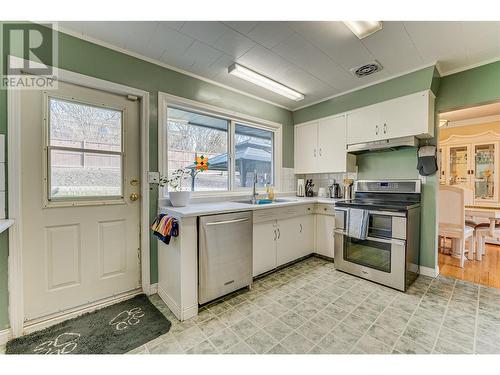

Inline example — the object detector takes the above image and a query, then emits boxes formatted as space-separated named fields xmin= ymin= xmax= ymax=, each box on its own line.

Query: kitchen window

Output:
xmin=45 ymin=96 xmax=124 ymax=202
xmin=161 ymin=94 xmax=281 ymax=195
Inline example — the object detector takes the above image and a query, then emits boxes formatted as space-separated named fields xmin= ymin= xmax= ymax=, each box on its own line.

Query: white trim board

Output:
xmin=7 ymin=55 xmax=151 ymax=338
xmin=419 ymin=265 xmax=439 ymax=278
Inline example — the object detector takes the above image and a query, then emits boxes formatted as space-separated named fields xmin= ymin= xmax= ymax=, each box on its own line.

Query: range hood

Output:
xmin=347 ymin=136 xmax=418 ymax=154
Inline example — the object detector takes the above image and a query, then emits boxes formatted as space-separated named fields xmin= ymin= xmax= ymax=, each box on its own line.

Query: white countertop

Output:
xmin=0 ymin=219 xmax=14 ymax=234
xmin=159 ymin=196 xmax=342 ymax=218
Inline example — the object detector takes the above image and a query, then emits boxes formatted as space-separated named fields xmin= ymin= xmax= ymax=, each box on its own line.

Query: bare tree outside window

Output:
xmin=166 ymin=107 xmax=274 ymax=193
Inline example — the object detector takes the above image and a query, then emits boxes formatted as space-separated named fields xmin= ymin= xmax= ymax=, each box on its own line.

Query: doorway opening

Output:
xmin=438 ymin=101 xmax=500 ymax=288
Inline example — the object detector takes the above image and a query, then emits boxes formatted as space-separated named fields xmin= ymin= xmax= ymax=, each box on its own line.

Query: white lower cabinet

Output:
xmin=315 ymin=214 xmax=335 ymax=258
xmin=252 ymin=220 xmax=277 ymax=277
xmin=277 ymin=215 xmax=314 ymax=267
xmin=253 ymin=213 xmax=314 ymax=277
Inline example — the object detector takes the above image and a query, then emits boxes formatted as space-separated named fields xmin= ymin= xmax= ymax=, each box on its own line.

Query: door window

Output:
xmin=47 ymin=96 xmax=124 ymax=201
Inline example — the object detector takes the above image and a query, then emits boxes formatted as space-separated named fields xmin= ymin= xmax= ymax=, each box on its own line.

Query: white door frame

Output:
xmin=7 ymin=55 xmax=151 ymax=338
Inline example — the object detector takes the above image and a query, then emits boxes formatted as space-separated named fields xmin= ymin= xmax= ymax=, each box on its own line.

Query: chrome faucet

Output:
xmin=251 ymin=170 xmax=258 ymax=204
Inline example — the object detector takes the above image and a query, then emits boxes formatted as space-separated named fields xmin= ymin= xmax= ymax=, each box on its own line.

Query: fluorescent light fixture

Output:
xmin=228 ymin=63 xmax=304 ymax=101
xmin=344 ymin=21 xmax=383 ymax=39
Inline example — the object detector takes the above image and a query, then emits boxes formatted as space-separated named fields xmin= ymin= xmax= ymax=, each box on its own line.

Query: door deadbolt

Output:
xmin=130 ymin=193 xmax=139 ymax=201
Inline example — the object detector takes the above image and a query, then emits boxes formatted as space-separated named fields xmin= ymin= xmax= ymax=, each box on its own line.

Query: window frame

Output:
xmin=158 ymin=92 xmax=282 ymax=198
xmin=42 ymin=92 xmax=127 ymax=208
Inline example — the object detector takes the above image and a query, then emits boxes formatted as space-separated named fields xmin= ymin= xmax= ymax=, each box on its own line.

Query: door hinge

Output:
xmin=127 ymin=94 xmax=139 ymax=102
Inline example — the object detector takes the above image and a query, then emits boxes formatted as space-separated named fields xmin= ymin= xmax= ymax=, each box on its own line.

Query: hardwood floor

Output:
xmin=439 ymin=243 xmax=500 ymax=288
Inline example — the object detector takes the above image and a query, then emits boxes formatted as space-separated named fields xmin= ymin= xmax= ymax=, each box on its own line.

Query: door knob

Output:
xmin=130 ymin=193 xmax=139 ymax=201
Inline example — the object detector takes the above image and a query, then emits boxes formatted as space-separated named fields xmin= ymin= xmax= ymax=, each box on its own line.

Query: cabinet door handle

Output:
xmin=277 ymin=228 xmax=281 ymax=239
xmin=319 ymin=148 xmax=322 ymax=156
xmin=383 ymin=123 xmax=387 ymax=134
xmin=300 ymin=223 xmax=303 ymax=233
xmin=375 ymin=125 xmax=379 ymax=135
xmin=314 ymin=149 xmax=316 ymax=157
xmin=273 ymin=229 xmax=277 ymax=241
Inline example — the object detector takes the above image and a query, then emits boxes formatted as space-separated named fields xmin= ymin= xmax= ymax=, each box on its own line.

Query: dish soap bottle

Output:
xmin=267 ymin=185 xmax=275 ymax=201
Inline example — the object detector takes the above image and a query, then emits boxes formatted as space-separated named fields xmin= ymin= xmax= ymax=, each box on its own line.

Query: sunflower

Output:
xmin=194 ymin=155 xmax=209 ymax=171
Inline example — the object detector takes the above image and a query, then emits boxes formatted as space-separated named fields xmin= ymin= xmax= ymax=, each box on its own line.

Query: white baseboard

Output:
xmin=157 ymin=284 xmax=181 ymax=320
xmin=0 ymin=328 xmax=12 ymax=345
xmin=157 ymin=285 xmax=198 ymax=321
xmin=149 ymin=283 xmax=158 ymax=294
xmin=182 ymin=303 xmax=198 ymax=321
xmin=419 ymin=265 xmax=439 ymax=278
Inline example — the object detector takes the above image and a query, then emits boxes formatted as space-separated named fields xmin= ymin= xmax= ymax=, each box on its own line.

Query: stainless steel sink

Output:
xmin=235 ymin=198 xmax=297 ymax=205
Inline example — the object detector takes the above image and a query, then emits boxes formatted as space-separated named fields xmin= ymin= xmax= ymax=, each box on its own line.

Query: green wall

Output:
xmin=436 ymin=60 xmax=500 ymax=112
xmin=293 ymin=66 xmax=439 ymax=269
xmin=0 ymin=24 xmax=293 ymax=330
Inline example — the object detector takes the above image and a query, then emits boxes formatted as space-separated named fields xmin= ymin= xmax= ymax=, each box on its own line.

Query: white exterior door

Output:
xmin=20 ymin=81 xmax=142 ymax=321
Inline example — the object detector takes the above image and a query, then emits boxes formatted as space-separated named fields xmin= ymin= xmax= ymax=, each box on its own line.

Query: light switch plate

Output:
xmin=148 ymin=171 xmax=160 ymax=184
xmin=0 ymin=134 xmax=5 ymax=163
xmin=0 ymin=163 xmax=5 ymax=191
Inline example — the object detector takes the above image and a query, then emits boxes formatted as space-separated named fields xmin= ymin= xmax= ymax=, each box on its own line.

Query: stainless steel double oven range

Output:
xmin=334 ymin=180 xmax=421 ymax=292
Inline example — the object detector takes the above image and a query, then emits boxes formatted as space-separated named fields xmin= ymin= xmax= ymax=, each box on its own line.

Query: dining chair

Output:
xmin=439 ymin=185 xmax=476 ymax=267
xmin=474 ymin=220 xmax=500 ymax=261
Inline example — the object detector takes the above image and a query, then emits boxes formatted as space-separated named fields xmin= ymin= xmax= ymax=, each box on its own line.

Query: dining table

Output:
xmin=465 ymin=205 xmax=500 ymax=260
xmin=465 ymin=205 xmax=500 ymax=236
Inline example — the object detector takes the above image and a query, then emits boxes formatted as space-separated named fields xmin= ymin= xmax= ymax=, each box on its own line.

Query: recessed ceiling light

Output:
xmin=343 ymin=21 xmax=383 ymax=39
xmin=228 ymin=63 xmax=304 ymax=101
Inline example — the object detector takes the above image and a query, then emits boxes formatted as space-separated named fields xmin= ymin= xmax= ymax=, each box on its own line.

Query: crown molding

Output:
xmin=439 ymin=55 xmax=500 ymax=77
xmin=444 ymin=114 xmax=500 ymax=128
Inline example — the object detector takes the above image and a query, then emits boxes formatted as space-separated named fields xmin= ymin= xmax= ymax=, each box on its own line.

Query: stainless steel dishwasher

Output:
xmin=198 ymin=211 xmax=253 ymax=305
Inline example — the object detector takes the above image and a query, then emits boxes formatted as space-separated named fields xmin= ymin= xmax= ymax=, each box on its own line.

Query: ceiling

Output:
xmin=59 ymin=21 xmax=500 ymax=110
xmin=440 ymin=101 xmax=500 ymax=122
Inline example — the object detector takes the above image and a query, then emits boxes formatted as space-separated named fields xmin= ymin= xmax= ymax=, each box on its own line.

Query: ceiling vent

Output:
xmin=350 ymin=61 xmax=383 ymax=78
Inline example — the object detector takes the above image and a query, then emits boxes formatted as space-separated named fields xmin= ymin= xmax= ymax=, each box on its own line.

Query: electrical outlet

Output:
xmin=148 ymin=171 xmax=160 ymax=184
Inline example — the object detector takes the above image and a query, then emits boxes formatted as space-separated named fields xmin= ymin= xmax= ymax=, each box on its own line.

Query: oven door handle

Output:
xmin=335 ymin=230 xmax=405 ymax=246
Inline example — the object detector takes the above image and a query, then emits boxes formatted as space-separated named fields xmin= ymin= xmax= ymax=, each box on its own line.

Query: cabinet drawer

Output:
xmin=253 ymin=209 xmax=278 ymax=223
xmin=253 ymin=204 xmax=314 ymax=224
xmin=314 ymin=204 xmax=335 ymax=216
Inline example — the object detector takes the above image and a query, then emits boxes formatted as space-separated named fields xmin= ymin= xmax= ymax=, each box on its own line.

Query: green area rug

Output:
xmin=6 ymin=294 xmax=171 ymax=354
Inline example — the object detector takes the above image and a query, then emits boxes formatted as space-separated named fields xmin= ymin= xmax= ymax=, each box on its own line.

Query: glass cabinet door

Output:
xmin=449 ymin=146 xmax=470 ymax=187
xmin=474 ymin=143 xmax=496 ymax=201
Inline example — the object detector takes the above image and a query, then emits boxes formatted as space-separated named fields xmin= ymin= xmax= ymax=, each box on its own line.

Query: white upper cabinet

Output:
xmin=346 ymin=90 xmax=435 ymax=145
xmin=345 ymin=105 xmax=382 ymax=145
xmin=294 ymin=121 xmax=318 ymax=173
xmin=381 ymin=91 xmax=435 ymax=140
xmin=294 ymin=115 xmax=356 ymax=174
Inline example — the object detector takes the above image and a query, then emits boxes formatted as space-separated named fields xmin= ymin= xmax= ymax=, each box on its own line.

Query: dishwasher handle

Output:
xmin=204 ymin=217 xmax=250 ymax=226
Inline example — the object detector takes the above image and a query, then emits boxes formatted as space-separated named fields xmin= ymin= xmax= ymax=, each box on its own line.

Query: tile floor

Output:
xmin=134 ymin=256 xmax=500 ymax=354
xmin=2 ymin=256 xmax=500 ymax=355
